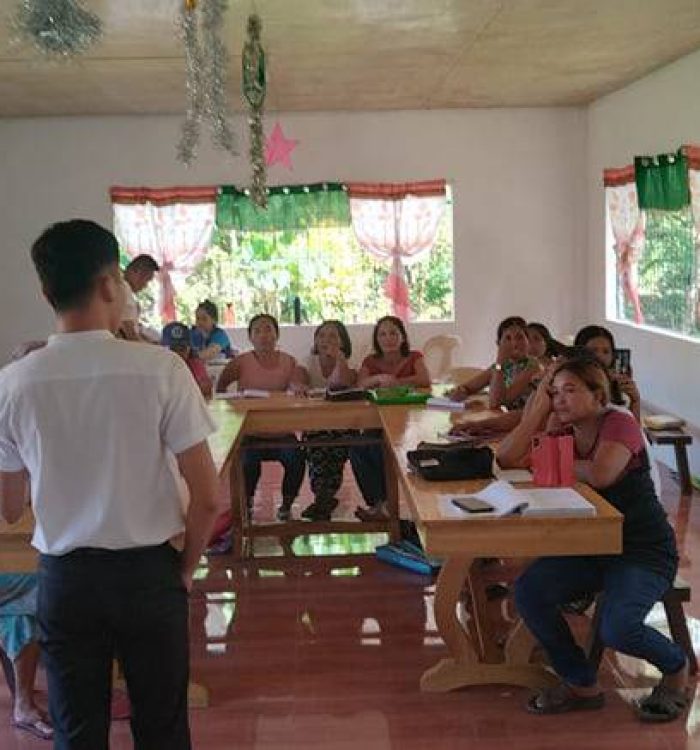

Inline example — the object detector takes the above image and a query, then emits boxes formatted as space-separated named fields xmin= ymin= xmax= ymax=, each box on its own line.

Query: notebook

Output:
xmin=440 ymin=481 xmax=595 ymax=519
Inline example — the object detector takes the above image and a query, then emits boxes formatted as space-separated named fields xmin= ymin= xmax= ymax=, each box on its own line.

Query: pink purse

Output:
xmin=531 ymin=434 xmax=574 ymax=487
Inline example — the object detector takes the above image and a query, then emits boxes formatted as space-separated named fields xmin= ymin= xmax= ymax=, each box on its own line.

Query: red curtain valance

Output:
xmin=110 ymin=186 xmax=218 ymax=206
xmin=603 ymin=165 xmax=635 ymax=187
xmin=346 ymin=179 xmax=446 ymax=200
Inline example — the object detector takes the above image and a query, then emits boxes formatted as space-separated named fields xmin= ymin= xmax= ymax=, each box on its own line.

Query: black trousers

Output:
xmin=38 ymin=543 xmax=191 ymax=750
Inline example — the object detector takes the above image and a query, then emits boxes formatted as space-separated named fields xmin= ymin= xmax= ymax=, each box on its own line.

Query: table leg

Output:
xmin=674 ymin=443 xmax=693 ymax=496
xmin=421 ymin=555 xmax=558 ymax=692
xmin=383 ymin=438 xmax=401 ymax=543
xmin=228 ymin=457 xmax=246 ymax=561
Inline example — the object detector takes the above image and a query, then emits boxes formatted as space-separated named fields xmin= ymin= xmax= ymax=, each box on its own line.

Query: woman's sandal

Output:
xmin=13 ymin=713 xmax=53 ymax=741
xmin=526 ymin=683 xmax=605 ymax=715
xmin=635 ymin=684 xmax=689 ymax=723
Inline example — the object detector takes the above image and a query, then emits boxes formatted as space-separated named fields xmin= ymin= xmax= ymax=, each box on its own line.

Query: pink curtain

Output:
xmin=347 ymin=180 xmax=446 ymax=321
xmin=603 ymin=167 xmax=645 ymax=324
xmin=110 ymin=186 xmax=217 ymax=322
xmin=685 ymin=145 xmax=700 ymax=327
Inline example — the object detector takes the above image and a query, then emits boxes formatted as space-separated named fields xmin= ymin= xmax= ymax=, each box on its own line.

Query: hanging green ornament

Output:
xmin=242 ymin=14 xmax=267 ymax=208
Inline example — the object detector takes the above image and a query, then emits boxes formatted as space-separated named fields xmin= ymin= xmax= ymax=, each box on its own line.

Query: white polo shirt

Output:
xmin=0 ymin=330 xmax=216 ymax=555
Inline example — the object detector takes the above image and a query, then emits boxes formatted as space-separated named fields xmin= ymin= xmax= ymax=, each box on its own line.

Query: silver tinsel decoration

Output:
xmin=10 ymin=0 xmax=102 ymax=59
xmin=177 ymin=3 xmax=204 ymax=165
xmin=177 ymin=0 xmax=237 ymax=165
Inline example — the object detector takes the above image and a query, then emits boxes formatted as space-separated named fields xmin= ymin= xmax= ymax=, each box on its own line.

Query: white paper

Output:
xmin=520 ymin=488 xmax=596 ymax=517
xmin=242 ymin=389 xmax=270 ymax=399
xmin=439 ymin=481 xmax=596 ymax=520
xmin=426 ymin=396 xmax=465 ymax=411
xmin=440 ymin=480 xmax=528 ymax=519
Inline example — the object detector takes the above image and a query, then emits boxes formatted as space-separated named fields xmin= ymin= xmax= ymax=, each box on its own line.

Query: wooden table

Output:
xmin=211 ymin=396 xmax=402 ymax=559
xmin=378 ymin=405 xmax=623 ymax=692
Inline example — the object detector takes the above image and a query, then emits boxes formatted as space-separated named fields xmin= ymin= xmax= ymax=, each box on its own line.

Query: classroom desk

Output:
xmin=378 ymin=405 xmax=623 ymax=692
xmin=211 ymin=395 xmax=402 ymax=559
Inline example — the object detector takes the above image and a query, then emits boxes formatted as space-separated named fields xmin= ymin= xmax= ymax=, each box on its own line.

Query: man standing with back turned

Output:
xmin=0 ymin=220 xmax=220 ymax=749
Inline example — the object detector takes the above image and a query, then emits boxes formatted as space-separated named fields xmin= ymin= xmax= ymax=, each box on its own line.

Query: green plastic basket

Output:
xmin=368 ymin=387 xmax=431 ymax=406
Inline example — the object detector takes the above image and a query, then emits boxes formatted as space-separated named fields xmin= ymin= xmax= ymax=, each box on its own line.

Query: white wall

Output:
xmin=587 ymin=49 xmax=700 ymax=430
xmin=0 ymin=107 xmax=586 ymax=366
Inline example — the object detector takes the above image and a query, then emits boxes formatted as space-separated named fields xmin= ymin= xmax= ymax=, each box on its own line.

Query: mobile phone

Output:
xmin=613 ymin=348 xmax=632 ymax=376
xmin=451 ymin=497 xmax=494 ymax=514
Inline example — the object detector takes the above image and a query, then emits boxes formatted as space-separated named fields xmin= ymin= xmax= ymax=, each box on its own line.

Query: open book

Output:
xmin=439 ymin=480 xmax=595 ymax=519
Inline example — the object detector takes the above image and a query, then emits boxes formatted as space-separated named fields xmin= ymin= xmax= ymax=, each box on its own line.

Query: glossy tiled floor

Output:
xmin=3 ymin=461 xmax=700 ymax=748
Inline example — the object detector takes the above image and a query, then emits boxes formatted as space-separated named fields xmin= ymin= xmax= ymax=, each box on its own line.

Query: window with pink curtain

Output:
xmin=111 ymin=186 xmax=217 ymax=322
xmin=347 ymin=180 xmax=447 ymax=321
xmin=603 ymin=167 xmax=645 ymax=324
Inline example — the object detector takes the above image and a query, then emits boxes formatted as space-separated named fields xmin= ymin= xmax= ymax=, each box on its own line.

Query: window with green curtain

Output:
xmin=216 ymin=183 xmax=351 ymax=232
xmin=635 ymin=149 xmax=690 ymax=211
xmin=130 ymin=181 xmax=454 ymax=328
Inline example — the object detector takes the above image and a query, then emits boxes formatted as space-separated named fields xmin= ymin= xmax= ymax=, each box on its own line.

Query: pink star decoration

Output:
xmin=265 ymin=122 xmax=298 ymax=169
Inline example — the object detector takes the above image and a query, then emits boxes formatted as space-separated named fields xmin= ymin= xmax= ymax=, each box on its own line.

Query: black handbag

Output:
xmin=406 ymin=444 xmax=494 ymax=481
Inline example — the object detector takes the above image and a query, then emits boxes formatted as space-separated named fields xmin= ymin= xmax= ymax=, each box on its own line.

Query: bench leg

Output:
xmin=663 ymin=599 xmax=698 ymax=675
xmin=674 ymin=443 xmax=693 ymax=496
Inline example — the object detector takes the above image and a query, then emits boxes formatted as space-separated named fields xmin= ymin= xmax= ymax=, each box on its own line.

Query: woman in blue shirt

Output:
xmin=191 ymin=300 xmax=233 ymax=361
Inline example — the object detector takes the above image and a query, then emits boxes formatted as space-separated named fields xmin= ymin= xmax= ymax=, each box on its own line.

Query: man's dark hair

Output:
xmin=31 ymin=220 xmax=120 ymax=312
xmin=125 ymin=254 xmax=159 ymax=274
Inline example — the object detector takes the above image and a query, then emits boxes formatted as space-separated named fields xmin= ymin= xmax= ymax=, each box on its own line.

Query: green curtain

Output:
xmin=216 ymin=183 xmax=350 ymax=232
xmin=635 ymin=149 xmax=690 ymax=211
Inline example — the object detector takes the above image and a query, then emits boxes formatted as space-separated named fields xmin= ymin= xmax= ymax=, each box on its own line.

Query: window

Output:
xmin=604 ymin=148 xmax=700 ymax=340
xmin=124 ymin=184 xmax=454 ymax=331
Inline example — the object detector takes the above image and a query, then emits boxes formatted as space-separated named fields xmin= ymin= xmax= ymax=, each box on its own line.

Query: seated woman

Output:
xmin=191 ymin=300 xmax=234 ymax=362
xmin=497 ymin=357 xmax=687 ymax=721
xmin=574 ymin=324 xmax=641 ymax=422
xmin=357 ymin=316 xmax=431 ymax=389
xmin=526 ymin=322 xmax=566 ymax=367
xmin=352 ymin=316 xmax=430 ymax=521
xmin=449 ymin=316 xmax=542 ymax=437
xmin=0 ymin=573 xmax=52 ymax=740
xmin=217 ymin=314 xmax=307 ymax=521
xmin=448 ymin=316 xmax=541 ymax=407
xmin=302 ymin=320 xmax=358 ymax=521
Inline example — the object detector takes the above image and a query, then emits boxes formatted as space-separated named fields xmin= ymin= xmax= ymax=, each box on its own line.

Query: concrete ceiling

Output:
xmin=0 ymin=0 xmax=699 ymax=116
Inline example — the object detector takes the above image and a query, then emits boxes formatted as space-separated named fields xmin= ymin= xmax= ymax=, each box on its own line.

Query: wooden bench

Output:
xmin=644 ymin=428 xmax=693 ymax=496
xmin=586 ymin=576 xmax=698 ymax=675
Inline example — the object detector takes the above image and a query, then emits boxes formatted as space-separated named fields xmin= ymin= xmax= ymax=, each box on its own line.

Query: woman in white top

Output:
xmin=302 ymin=321 xmax=358 ymax=521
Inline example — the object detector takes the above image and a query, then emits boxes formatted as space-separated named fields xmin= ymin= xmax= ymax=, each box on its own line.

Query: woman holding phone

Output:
xmin=573 ymin=325 xmax=641 ymax=422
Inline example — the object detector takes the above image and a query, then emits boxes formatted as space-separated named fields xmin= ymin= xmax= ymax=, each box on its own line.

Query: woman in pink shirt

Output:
xmin=217 ymin=314 xmax=307 ymax=521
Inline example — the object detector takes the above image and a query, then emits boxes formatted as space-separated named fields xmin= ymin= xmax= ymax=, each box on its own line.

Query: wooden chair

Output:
xmin=422 ymin=335 xmax=462 ymax=381
xmin=586 ymin=576 xmax=698 ymax=675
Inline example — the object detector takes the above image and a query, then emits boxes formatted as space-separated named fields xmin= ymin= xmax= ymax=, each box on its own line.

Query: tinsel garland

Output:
xmin=176 ymin=2 xmax=203 ymax=165
xmin=177 ymin=0 xmax=237 ymax=165
xmin=10 ymin=0 xmax=102 ymax=59
xmin=242 ymin=14 xmax=267 ymax=208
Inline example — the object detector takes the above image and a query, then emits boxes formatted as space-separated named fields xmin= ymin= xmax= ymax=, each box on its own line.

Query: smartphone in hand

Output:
xmin=451 ymin=496 xmax=494 ymax=514
xmin=613 ymin=348 xmax=632 ymax=376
